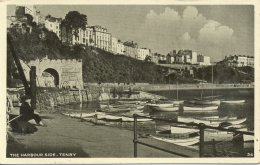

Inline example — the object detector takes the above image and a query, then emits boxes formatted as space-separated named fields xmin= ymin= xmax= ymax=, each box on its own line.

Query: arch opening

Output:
xmin=41 ymin=68 xmax=59 ymax=87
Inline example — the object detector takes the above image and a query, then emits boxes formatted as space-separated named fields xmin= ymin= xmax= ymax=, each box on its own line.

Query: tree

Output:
xmin=63 ymin=11 xmax=87 ymax=43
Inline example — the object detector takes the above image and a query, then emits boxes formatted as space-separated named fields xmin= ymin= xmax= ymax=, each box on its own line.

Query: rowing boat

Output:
xmin=149 ymin=106 xmax=179 ymax=112
xmin=221 ymin=100 xmax=245 ymax=104
xmin=121 ymin=116 xmax=153 ymax=122
xmin=183 ymin=105 xmax=218 ymax=111
xmin=151 ymin=126 xmax=200 ymax=146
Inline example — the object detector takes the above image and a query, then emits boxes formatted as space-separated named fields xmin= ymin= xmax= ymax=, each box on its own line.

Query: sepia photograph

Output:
xmin=1 ymin=0 xmax=259 ymax=164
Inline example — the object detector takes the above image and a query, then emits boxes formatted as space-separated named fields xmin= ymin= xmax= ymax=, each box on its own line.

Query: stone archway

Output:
xmin=42 ymin=68 xmax=59 ymax=87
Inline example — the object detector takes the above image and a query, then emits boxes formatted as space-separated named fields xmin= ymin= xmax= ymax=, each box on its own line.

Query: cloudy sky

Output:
xmin=7 ymin=5 xmax=254 ymax=61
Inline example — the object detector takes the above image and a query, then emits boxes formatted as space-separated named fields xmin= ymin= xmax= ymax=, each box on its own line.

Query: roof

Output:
xmin=46 ymin=17 xmax=61 ymax=22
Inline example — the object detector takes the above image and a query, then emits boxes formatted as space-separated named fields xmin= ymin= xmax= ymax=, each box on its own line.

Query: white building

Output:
xmin=111 ymin=37 xmax=118 ymax=54
xmin=72 ymin=26 xmax=94 ymax=46
xmin=197 ymin=54 xmax=211 ymax=65
xmin=117 ymin=41 xmax=124 ymax=55
xmin=137 ymin=48 xmax=149 ymax=60
xmin=45 ymin=16 xmax=61 ymax=39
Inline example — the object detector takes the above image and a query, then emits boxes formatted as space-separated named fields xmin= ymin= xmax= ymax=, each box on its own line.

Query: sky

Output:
xmin=7 ymin=4 xmax=255 ymax=61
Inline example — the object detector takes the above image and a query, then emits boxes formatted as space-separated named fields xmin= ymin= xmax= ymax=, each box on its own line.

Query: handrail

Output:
xmin=133 ymin=114 xmax=254 ymax=157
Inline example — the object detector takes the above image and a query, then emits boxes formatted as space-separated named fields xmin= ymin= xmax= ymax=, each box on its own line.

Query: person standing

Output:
xmin=20 ymin=95 xmax=44 ymax=126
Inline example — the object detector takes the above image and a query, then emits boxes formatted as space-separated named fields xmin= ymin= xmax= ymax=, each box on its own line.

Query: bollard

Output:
xmin=198 ymin=123 xmax=205 ymax=157
xmin=133 ymin=114 xmax=138 ymax=157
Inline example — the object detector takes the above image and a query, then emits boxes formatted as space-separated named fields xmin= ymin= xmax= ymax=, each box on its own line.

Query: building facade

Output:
xmin=137 ymin=48 xmax=149 ymax=60
xmin=92 ymin=25 xmax=111 ymax=51
xmin=123 ymin=41 xmax=138 ymax=58
xmin=197 ymin=54 xmax=211 ymax=65
xmin=225 ymin=55 xmax=254 ymax=67
xmin=166 ymin=54 xmax=175 ymax=64
xmin=111 ymin=37 xmax=118 ymax=54
xmin=117 ymin=41 xmax=124 ymax=55
xmin=45 ymin=16 xmax=61 ymax=39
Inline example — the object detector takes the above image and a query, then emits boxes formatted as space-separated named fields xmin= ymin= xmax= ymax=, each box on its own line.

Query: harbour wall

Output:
xmin=8 ymin=87 xmax=162 ymax=111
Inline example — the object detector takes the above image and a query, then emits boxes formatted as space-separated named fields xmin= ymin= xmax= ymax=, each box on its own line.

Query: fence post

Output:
xmin=212 ymin=139 xmax=217 ymax=157
xmin=133 ymin=114 xmax=138 ymax=157
xmin=198 ymin=123 xmax=205 ymax=157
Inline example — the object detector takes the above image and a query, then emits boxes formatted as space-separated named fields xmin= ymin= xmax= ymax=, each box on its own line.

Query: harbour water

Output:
xmin=55 ymin=88 xmax=254 ymax=157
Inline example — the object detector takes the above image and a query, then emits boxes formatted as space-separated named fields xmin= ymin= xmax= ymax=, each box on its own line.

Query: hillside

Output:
xmin=7 ymin=26 xmax=253 ymax=88
xmin=7 ymin=26 xmax=165 ymax=87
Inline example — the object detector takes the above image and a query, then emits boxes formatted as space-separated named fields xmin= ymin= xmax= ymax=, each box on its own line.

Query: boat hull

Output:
xmin=243 ymin=134 xmax=254 ymax=141
xmin=194 ymin=99 xmax=221 ymax=105
xmin=150 ymin=135 xmax=199 ymax=146
xmin=183 ymin=106 xmax=218 ymax=111
xmin=149 ymin=106 xmax=179 ymax=112
xmin=221 ymin=100 xmax=245 ymax=103
xmin=121 ymin=116 xmax=153 ymax=122
xmin=194 ymin=117 xmax=247 ymax=126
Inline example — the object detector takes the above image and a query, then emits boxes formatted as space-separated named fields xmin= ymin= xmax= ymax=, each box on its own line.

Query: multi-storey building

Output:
xmin=176 ymin=55 xmax=184 ymax=63
xmin=137 ymin=48 xmax=149 ymax=60
xmin=117 ymin=41 xmax=124 ymax=55
xmin=225 ymin=55 xmax=253 ymax=67
xmin=45 ymin=15 xmax=61 ymax=39
xmin=123 ymin=41 xmax=138 ymax=58
xmin=166 ymin=54 xmax=175 ymax=64
xmin=197 ymin=54 xmax=211 ymax=65
xmin=72 ymin=26 xmax=94 ymax=46
xmin=247 ymin=56 xmax=254 ymax=68
xmin=35 ymin=11 xmax=45 ymax=25
xmin=91 ymin=25 xmax=111 ymax=51
xmin=179 ymin=50 xmax=197 ymax=64
xmin=111 ymin=37 xmax=118 ymax=54
xmin=15 ymin=5 xmax=36 ymax=20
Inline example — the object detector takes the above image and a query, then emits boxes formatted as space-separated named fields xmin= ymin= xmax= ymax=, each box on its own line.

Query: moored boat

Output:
xmin=183 ymin=105 xmax=218 ymax=111
xmin=151 ymin=126 xmax=200 ymax=146
xmin=194 ymin=117 xmax=247 ymax=126
xmin=193 ymin=99 xmax=221 ymax=105
xmin=121 ymin=116 xmax=153 ymax=122
xmin=105 ymin=114 xmax=122 ymax=121
xmin=243 ymin=133 xmax=254 ymax=141
xmin=221 ymin=100 xmax=245 ymax=104
xmin=149 ymin=106 xmax=179 ymax=112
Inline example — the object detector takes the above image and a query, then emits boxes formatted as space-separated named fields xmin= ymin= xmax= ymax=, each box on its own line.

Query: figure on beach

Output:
xmin=20 ymin=95 xmax=44 ymax=126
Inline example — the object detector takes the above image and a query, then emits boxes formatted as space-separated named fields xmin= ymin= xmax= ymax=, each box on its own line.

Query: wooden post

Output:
xmin=30 ymin=66 xmax=37 ymax=109
xmin=199 ymin=123 xmax=205 ymax=157
xmin=133 ymin=114 xmax=138 ymax=157
xmin=7 ymin=34 xmax=30 ymax=95
xmin=212 ymin=139 xmax=217 ymax=157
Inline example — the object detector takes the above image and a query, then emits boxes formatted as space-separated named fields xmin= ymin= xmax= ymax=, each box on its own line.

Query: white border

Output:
xmin=0 ymin=0 xmax=259 ymax=164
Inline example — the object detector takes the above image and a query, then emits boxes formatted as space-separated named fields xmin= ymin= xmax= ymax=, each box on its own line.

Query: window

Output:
xmin=50 ymin=24 xmax=52 ymax=27
xmin=56 ymin=26 xmax=58 ymax=29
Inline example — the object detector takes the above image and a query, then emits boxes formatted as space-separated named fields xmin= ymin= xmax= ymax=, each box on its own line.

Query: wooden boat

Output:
xmin=183 ymin=105 xmax=218 ymax=111
xmin=105 ymin=114 xmax=122 ymax=121
xmin=172 ymin=100 xmax=184 ymax=105
xmin=192 ymin=65 xmax=220 ymax=106
xmin=121 ymin=116 xmax=153 ymax=122
xmin=194 ymin=117 xmax=247 ymax=126
xmin=221 ymin=100 xmax=245 ymax=104
xmin=150 ymin=104 xmax=179 ymax=112
xmin=172 ymin=81 xmax=185 ymax=105
xmin=177 ymin=116 xmax=195 ymax=123
xmin=151 ymin=126 xmax=200 ymax=146
xmin=204 ymin=129 xmax=235 ymax=142
xmin=193 ymin=99 xmax=221 ymax=105
xmin=94 ymin=114 xmax=106 ymax=120
xmin=71 ymin=112 xmax=95 ymax=118
xmin=146 ymin=103 xmax=173 ymax=107
xmin=243 ymin=133 xmax=254 ymax=141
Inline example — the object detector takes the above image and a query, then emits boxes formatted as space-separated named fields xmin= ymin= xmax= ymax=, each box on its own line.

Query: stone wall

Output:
xmin=20 ymin=57 xmax=83 ymax=89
